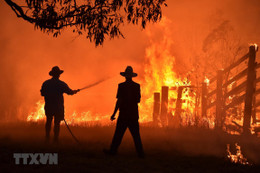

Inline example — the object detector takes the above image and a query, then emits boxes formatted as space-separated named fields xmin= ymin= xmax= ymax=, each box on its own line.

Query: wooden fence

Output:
xmin=152 ymin=45 xmax=259 ymax=134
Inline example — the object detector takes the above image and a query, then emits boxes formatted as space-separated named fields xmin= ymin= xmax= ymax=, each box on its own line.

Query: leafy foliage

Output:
xmin=5 ymin=0 xmax=167 ymax=45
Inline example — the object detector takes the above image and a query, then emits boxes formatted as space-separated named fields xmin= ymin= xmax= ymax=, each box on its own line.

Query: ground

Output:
xmin=1 ymin=122 xmax=260 ymax=172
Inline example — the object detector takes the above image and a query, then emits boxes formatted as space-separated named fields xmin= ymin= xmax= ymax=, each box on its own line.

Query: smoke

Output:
xmin=0 ymin=0 xmax=260 ymax=121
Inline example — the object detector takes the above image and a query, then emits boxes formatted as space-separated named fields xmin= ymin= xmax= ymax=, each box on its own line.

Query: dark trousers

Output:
xmin=110 ymin=119 xmax=144 ymax=155
xmin=45 ymin=115 xmax=61 ymax=141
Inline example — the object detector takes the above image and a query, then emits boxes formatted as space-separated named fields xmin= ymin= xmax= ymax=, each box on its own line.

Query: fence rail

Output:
xmin=152 ymin=45 xmax=258 ymax=134
xmin=201 ymin=45 xmax=258 ymax=133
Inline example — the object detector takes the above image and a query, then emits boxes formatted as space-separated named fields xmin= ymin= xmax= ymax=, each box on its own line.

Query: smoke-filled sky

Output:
xmin=0 ymin=0 xmax=260 ymax=121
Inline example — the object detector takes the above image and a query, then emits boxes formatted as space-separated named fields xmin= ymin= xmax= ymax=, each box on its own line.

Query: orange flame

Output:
xmin=27 ymin=101 xmax=45 ymax=122
xmin=27 ymin=100 xmax=112 ymax=126
xmin=227 ymin=143 xmax=251 ymax=165
xmin=27 ymin=17 xmax=199 ymax=126
xmin=139 ymin=17 xmax=198 ymax=125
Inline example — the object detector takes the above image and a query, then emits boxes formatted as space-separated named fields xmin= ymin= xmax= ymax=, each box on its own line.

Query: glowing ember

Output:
xmin=250 ymin=43 xmax=258 ymax=51
xmin=227 ymin=143 xmax=251 ymax=165
xmin=204 ymin=77 xmax=210 ymax=85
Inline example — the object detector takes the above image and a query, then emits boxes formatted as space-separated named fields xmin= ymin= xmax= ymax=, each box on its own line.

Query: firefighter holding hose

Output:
xmin=40 ymin=66 xmax=80 ymax=143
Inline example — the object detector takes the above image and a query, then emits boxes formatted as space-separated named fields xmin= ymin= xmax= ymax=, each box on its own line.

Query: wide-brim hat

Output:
xmin=120 ymin=66 xmax=137 ymax=77
xmin=49 ymin=66 xmax=64 ymax=76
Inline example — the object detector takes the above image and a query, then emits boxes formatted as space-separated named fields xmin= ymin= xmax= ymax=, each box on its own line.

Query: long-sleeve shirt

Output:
xmin=116 ymin=80 xmax=141 ymax=121
xmin=40 ymin=78 xmax=74 ymax=115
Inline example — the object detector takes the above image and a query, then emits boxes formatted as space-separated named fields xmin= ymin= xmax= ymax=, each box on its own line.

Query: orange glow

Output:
xmin=26 ymin=17 xmax=198 ymax=126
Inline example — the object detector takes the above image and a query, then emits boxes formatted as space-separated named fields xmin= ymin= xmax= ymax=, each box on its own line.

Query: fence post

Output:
xmin=175 ymin=86 xmax=184 ymax=120
xmin=252 ymin=62 xmax=257 ymax=125
xmin=201 ymin=82 xmax=208 ymax=117
xmin=243 ymin=45 xmax=257 ymax=134
xmin=161 ymin=86 xmax=169 ymax=126
xmin=195 ymin=89 xmax=200 ymax=117
xmin=153 ymin=92 xmax=160 ymax=124
xmin=215 ymin=70 xmax=224 ymax=129
xmin=252 ymin=93 xmax=256 ymax=125
xmin=231 ymin=82 xmax=238 ymax=117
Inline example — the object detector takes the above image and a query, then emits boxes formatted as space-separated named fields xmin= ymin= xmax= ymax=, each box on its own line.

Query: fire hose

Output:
xmin=79 ymin=78 xmax=109 ymax=91
xmin=64 ymin=119 xmax=80 ymax=144
xmin=63 ymin=77 xmax=110 ymax=143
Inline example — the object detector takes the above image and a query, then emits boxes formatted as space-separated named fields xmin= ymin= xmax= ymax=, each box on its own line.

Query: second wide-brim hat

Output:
xmin=120 ymin=66 xmax=137 ymax=77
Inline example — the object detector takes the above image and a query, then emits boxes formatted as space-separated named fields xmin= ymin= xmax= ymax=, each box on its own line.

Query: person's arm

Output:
xmin=40 ymin=82 xmax=46 ymax=96
xmin=63 ymin=82 xmax=80 ymax=95
xmin=111 ymin=84 xmax=121 ymax=121
xmin=66 ymin=89 xmax=80 ymax=95
xmin=111 ymin=99 xmax=120 ymax=121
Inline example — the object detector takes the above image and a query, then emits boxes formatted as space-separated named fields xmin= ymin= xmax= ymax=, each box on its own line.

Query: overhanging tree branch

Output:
xmin=5 ymin=0 xmax=35 ymax=23
xmin=5 ymin=0 xmax=167 ymax=46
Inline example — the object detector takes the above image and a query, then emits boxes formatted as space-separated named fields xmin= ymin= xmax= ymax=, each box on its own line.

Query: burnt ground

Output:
xmin=0 ymin=122 xmax=260 ymax=173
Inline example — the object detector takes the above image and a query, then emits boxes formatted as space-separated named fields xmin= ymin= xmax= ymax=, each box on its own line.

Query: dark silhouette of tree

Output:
xmin=5 ymin=0 xmax=167 ymax=46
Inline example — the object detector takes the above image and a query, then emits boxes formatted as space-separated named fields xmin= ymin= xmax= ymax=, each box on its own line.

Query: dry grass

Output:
xmin=0 ymin=122 xmax=260 ymax=172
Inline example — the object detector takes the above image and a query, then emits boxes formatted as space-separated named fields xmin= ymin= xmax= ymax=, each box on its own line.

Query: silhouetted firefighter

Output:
xmin=104 ymin=66 xmax=145 ymax=158
xmin=41 ymin=66 xmax=79 ymax=143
